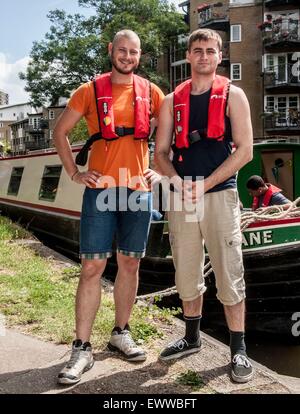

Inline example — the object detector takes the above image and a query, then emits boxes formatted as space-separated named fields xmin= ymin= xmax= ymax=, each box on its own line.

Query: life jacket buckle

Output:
xmin=115 ymin=126 xmax=125 ymax=137
xmin=188 ymin=130 xmax=203 ymax=145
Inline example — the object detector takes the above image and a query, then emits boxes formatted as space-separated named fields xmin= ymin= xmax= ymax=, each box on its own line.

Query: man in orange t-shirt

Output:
xmin=54 ymin=29 xmax=164 ymax=385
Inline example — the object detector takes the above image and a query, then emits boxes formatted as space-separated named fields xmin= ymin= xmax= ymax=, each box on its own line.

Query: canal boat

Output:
xmin=0 ymin=138 xmax=300 ymax=338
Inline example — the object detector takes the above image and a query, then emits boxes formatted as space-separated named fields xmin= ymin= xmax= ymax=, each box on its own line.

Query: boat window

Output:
xmin=7 ymin=167 xmax=24 ymax=196
xmin=39 ymin=165 xmax=62 ymax=202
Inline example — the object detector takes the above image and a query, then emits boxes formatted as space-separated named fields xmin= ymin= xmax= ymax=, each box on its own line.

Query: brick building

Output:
xmin=9 ymin=104 xmax=66 ymax=155
xmin=172 ymin=0 xmax=300 ymax=140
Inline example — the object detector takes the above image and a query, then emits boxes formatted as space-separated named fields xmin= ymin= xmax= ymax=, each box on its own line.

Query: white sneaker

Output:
xmin=108 ymin=328 xmax=146 ymax=361
xmin=57 ymin=340 xmax=94 ymax=385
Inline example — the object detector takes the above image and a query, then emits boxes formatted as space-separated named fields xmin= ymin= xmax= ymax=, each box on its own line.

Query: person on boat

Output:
xmin=54 ymin=29 xmax=164 ymax=385
xmin=246 ymin=175 xmax=291 ymax=210
xmin=154 ymin=28 xmax=254 ymax=383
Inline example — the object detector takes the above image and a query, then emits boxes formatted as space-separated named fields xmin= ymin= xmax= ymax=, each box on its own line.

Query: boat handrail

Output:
xmin=254 ymin=137 xmax=300 ymax=145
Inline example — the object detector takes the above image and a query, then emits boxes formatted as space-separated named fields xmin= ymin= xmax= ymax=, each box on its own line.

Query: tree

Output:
xmin=20 ymin=0 xmax=187 ymax=107
xmin=69 ymin=118 xmax=89 ymax=143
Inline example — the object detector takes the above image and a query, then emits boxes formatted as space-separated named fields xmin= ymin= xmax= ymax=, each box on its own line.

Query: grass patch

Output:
xmin=0 ymin=218 xmax=180 ymax=348
xmin=0 ymin=216 xmax=32 ymax=240
xmin=176 ymin=370 xmax=206 ymax=390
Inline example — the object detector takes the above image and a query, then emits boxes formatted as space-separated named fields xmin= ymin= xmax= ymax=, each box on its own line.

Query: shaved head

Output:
xmin=112 ymin=30 xmax=141 ymax=49
xmin=112 ymin=29 xmax=141 ymax=49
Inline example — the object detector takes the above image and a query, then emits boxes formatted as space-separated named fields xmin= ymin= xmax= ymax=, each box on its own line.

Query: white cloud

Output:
xmin=0 ymin=53 xmax=30 ymax=105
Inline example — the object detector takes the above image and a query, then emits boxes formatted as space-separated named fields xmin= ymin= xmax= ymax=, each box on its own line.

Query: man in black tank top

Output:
xmin=155 ymin=28 xmax=254 ymax=384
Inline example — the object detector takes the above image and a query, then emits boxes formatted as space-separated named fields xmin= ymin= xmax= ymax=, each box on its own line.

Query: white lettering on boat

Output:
xmin=242 ymin=230 xmax=273 ymax=247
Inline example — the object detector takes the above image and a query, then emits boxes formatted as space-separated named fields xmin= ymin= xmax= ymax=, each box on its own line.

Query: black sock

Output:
xmin=229 ymin=330 xmax=246 ymax=357
xmin=112 ymin=323 xmax=130 ymax=333
xmin=184 ymin=315 xmax=201 ymax=344
xmin=73 ymin=339 xmax=91 ymax=349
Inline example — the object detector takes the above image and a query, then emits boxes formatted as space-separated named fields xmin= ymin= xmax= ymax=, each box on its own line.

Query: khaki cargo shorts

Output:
xmin=168 ymin=188 xmax=245 ymax=305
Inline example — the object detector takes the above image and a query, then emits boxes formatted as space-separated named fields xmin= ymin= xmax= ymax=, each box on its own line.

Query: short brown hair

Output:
xmin=188 ymin=29 xmax=222 ymax=51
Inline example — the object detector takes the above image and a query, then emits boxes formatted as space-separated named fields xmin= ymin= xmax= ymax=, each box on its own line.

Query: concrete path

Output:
xmin=1 ymin=242 xmax=299 ymax=395
xmin=1 ymin=325 xmax=300 ymax=395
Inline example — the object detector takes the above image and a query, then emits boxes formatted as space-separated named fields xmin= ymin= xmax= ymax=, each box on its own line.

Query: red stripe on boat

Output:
xmin=0 ymin=197 xmax=80 ymax=217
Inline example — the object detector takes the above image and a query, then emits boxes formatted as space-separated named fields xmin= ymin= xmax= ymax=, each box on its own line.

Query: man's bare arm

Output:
xmin=204 ymin=85 xmax=253 ymax=192
xmin=154 ymin=94 xmax=182 ymax=189
xmin=54 ymin=107 xmax=101 ymax=187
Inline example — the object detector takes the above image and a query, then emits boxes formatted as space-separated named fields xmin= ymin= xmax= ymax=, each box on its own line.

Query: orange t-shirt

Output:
xmin=68 ymin=79 xmax=164 ymax=191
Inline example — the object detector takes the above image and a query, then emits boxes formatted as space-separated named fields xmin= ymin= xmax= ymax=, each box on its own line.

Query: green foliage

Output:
xmin=176 ymin=370 xmax=206 ymax=389
xmin=62 ymin=265 xmax=81 ymax=280
xmin=69 ymin=118 xmax=89 ymax=143
xmin=0 ymin=217 xmax=32 ymax=240
xmin=0 ymin=235 xmax=179 ymax=347
xmin=20 ymin=0 xmax=187 ymax=106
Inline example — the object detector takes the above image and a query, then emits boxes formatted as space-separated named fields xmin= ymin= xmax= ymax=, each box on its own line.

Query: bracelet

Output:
xmin=71 ymin=170 xmax=79 ymax=181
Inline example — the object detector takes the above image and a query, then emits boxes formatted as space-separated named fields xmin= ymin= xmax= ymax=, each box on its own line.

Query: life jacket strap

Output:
xmin=76 ymin=133 xmax=101 ymax=166
xmin=115 ymin=126 xmax=135 ymax=137
xmin=75 ymin=126 xmax=136 ymax=166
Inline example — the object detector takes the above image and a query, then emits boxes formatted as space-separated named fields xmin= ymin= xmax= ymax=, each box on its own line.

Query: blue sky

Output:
xmin=0 ymin=0 xmax=95 ymax=62
xmin=0 ymin=0 xmax=180 ymax=105
xmin=0 ymin=0 xmax=95 ymax=104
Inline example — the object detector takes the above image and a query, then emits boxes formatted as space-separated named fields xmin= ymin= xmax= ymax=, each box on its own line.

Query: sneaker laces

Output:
xmin=170 ymin=338 xmax=188 ymax=351
xmin=66 ymin=348 xmax=85 ymax=369
xmin=232 ymin=354 xmax=252 ymax=368
xmin=121 ymin=331 xmax=139 ymax=352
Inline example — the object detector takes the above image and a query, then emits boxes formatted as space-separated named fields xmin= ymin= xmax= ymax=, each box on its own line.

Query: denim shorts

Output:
xmin=80 ymin=187 xmax=153 ymax=259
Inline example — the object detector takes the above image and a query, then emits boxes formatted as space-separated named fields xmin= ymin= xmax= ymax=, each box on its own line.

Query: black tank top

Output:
xmin=172 ymin=89 xmax=237 ymax=193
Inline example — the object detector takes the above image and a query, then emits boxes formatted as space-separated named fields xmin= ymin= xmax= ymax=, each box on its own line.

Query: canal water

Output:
xmin=203 ymin=327 xmax=300 ymax=378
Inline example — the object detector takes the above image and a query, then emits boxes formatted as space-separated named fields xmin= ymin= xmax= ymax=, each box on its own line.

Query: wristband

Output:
xmin=71 ymin=170 xmax=79 ymax=181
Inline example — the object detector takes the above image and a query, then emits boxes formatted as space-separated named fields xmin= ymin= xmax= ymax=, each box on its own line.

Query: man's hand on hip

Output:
xmin=73 ymin=170 xmax=102 ymax=188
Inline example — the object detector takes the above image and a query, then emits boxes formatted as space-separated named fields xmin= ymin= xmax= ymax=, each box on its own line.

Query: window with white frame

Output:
xmin=231 ymin=63 xmax=241 ymax=81
xmin=33 ymin=118 xmax=40 ymax=130
xmin=230 ymin=25 xmax=241 ymax=42
xmin=230 ymin=0 xmax=255 ymax=4
xmin=171 ymin=61 xmax=191 ymax=90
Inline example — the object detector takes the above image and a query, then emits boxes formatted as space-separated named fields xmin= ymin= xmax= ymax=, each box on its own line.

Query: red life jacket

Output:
xmin=252 ymin=184 xmax=282 ymax=210
xmin=173 ymin=75 xmax=230 ymax=149
xmin=94 ymin=72 xmax=151 ymax=140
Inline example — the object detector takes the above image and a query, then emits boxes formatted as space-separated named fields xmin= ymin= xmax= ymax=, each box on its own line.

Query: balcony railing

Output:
xmin=198 ymin=4 xmax=229 ymax=31
xmin=263 ymin=19 xmax=300 ymax=46
xmin=265 ymin=0 xmax=299 ymax=7
xmin=264 ymin=110 xmax=300 ymax=131
xmin=25 ymin=125 xmax=43 ymax=133
xmin=25 ymin=140 xmax=49 ymax=151
xmin=264 ymin=63 xmax=300 ymax=89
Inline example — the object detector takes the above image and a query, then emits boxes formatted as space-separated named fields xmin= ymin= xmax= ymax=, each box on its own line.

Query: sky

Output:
xmin=0 ymin=0 xmax=181 ymax=106
xmin=0 ymin=0 xmax=95 ymax=105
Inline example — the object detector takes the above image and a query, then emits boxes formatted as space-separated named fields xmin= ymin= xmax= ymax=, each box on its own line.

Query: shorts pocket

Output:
xmin=224 ymin=230 xmax=242 ymax=248
xmin=224 ymin=230 xmax=244 ymax=274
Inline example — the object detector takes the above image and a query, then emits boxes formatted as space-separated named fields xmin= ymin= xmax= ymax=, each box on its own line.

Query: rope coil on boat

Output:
xmin=137 ymin=197 xmax=300 ymax=301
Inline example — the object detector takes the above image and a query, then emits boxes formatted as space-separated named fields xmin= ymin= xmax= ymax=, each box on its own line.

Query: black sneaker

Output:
xmin=159 ymin=338 xmax=201 ymax=361
xmin=231 ymin=353 xmax=254 ymax=383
